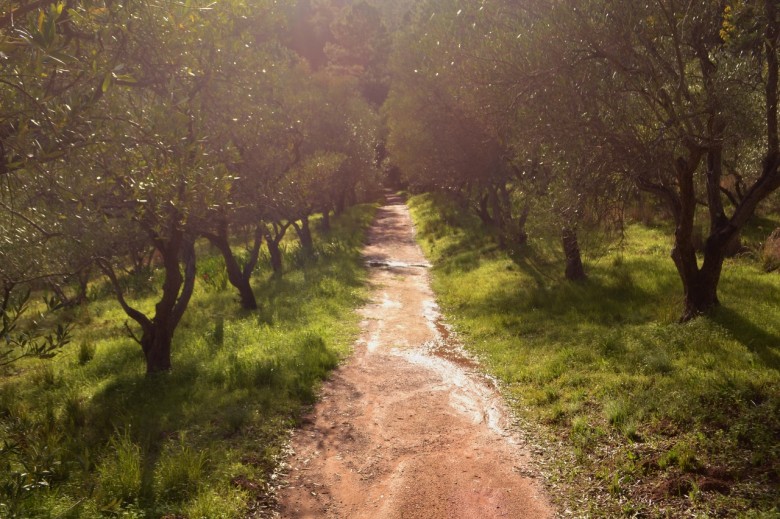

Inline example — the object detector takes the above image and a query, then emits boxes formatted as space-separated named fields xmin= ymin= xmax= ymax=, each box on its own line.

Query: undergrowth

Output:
xmin=408 ymin=192 xmax=780 ymax=518
xmin=0 ymin=205 xmax=375 ymax=518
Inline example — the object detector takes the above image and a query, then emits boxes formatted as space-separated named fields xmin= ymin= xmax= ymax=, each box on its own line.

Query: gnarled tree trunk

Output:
xmin=561 ymin=227 xmax=586 ymax=281
xmin=203 ymin=222 xmax=262 ymax=310
xmin=293 ymin=215 xmax=314 ymax=255
xmin=264 ymin=221 xmax=290 ymax=276
xmin=98 ymin=230 xmax=197 ymax=374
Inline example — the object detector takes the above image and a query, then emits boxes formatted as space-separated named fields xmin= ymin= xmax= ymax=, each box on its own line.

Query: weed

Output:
xmin=63 ymin=391 xmax=86 ymax=429
xmin=570 ymin=415 xmax=603 ymax=452
xmin=97 ymin=431 xmax=143 ymax=506
xmin=212 ymin=316 xmax=225 ymax=347
xmin=33 ymin=364 xmax=58 ymax=387
xmin=604 ymin=399 xmax=631 ymax=428
xmin=198 ymin=256 xmax=230 ymax=292
xmin=155 ymin=436 xmax=208 ymax=502
xmin=78 ymin=341 xmax=96 ymax=365
xmin=608 ymin=472 xmax=624 ymax=497
xmin=223 ymin=404 xmax=252 ymax=434
xmin=184 ymin=485 xmax=247 ymax=519
xmin=656 ymin=442 xmax=698 ymax=472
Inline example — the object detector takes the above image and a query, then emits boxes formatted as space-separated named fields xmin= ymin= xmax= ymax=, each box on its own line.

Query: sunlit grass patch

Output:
xmin=408 ymin=192 xmax=780 ymax=516
xmin=0 ymin=204 xmax=375 ymax=517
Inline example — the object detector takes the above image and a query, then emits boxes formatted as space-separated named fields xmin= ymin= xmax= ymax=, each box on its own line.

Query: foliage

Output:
xmin=0 ymin=289 xmax=72 ymax=369
xmin=385 ymin=0 xmax=780 ymax=317
xmin=2 ymin=0 xmax=381 ymax=371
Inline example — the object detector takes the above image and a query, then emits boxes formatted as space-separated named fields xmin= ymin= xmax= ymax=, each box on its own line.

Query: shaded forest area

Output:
xmin=2 ymin=0 xmax=779 ymax=517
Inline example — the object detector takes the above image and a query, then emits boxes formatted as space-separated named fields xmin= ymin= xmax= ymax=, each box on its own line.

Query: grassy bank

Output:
xmin=0 ymin=205 xmax=375 ymax=518
xmin=408 ymin=193 xmax=779 ymax=517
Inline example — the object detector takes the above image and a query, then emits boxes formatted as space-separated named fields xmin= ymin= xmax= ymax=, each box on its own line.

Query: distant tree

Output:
xmin=325 ymin=2 xmax=391 ymax=104
xmin=268 ymin=70 xmax=378 ymax=255
xmin=385 ymin=0 xmax=603 ymax=269
xmin=192 ymin=7 xmax=293 ymax=309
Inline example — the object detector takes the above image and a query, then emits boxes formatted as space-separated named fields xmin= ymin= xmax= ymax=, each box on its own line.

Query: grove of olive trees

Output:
xmin=1 ymin=0 xmax=381 ymax=373
xmin=2 ymin=0 xmax=779 ymax=516
xmin=385 ymin=0 xmax=780 ymax=319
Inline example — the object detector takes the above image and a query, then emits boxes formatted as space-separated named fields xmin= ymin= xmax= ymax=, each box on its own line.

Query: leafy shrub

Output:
xmin=78 ymin=341 xmax=96 ymax=365
xmin=0 ymin=416 xmax=66 ymax=515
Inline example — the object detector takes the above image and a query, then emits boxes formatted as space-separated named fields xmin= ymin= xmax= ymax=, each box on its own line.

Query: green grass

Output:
xmin=0 ymin=204 xmax=375 ymax=518
xmin=408 ymin=192 xmax=780 ymax=517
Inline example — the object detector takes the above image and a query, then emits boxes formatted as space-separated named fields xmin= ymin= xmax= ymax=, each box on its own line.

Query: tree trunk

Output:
xmin=74 ymin=269 xmax=90 ymax=305
xmin=675 ymin=232 xmax=725 ymax=321
xmin=225 ymin=258 xmax=257 ymax=310
xmin=267 ymin=238 xmax=283 ymax=275
xmin=487 ymin=185 xmax=507 ymax=249
xmin=562 ymin=228 xmax=586 ymax=281
xmin=49 ymin=268 xmax=90 ymax=307
xmin=98 ymin=232 xmax=196 ymax=374
xmin=679 ymin=271 xmax=721 ymax=322
xmin=335 ymin=192 xmax=346 ymax=216
xmin=142 ymin=237 xmax=196 ymax=374
xmin=140 ymin=325 xmax=174 ymax=373
xmin=204 ymin=224 xmax=260 ymax=310
xmin=294 ymin=215 xmax=314 ymax=254
xmin=263 ymin=222 xmax=290 ymax=276
xmin=516 ymin=201 xmax=531 ymax=247
xmin=671 ymin=228 xmax=724 ymax=321
xmin=474 ymin=194 xmax=493 ymax=226
xmin=345 ymin=186 xmax=357 ymax=208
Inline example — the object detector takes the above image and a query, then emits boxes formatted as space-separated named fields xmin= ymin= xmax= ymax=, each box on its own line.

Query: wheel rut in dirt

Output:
xmin=274 ymin=194 xmax=553 ymax=518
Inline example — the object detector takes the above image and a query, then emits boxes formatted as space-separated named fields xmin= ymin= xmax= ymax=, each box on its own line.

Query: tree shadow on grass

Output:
xmin=84 ymin=370 xmax=191 ymax=507
xmin=714 ymin=306 xmax=780 ymax=371
xmin=473 ymin=255 xmax=679 ymax=327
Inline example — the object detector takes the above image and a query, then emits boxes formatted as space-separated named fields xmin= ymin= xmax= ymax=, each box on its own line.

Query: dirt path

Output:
xmin=274 ymin=195 xmax=553 ymax=518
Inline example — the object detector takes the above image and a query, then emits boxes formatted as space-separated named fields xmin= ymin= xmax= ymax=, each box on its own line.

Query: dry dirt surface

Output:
xmin=274 ymin=195 xmax=553 ymax=518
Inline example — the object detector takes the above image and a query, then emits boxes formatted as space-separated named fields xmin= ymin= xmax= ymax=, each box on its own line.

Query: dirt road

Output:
xmin=275 ymin=195 xmax=553 ymax=518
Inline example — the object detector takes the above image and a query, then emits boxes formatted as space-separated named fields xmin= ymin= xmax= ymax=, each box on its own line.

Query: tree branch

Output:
xmin=95 ymin=257 xmax=151 ymax=330
xmin=171 ymin=238 xmax=196 ymax=328
xmin=123 ymin=320 xmax=142 ymax=346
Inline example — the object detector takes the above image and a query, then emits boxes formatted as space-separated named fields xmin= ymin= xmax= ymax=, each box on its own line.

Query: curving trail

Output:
xmin=275 ymin=195 xmax=553 ymax=518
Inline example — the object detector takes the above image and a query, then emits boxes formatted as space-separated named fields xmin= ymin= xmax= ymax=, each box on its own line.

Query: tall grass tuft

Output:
xmin=155 ymin=436 xmax=208 ymax=502
xmin=97 ymin=431 xmax=143 ymax=506
xmin=78 ymin=341 xmax=96 ymax=365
